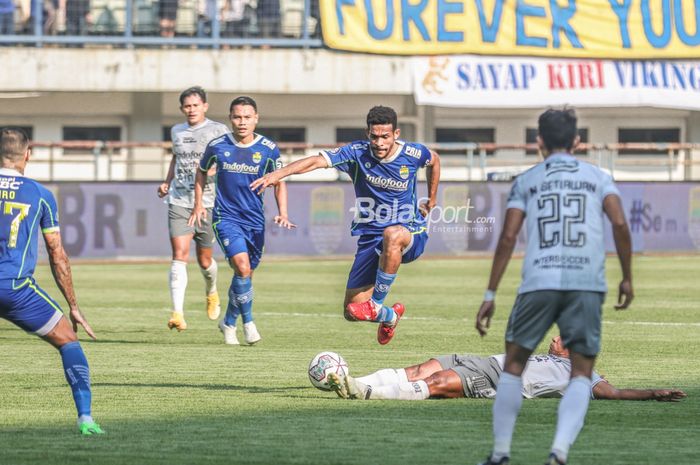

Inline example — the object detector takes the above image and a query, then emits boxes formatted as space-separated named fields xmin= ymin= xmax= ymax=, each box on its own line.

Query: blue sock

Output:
xmin=371 ymin=269 xmax=396 ymax=308
xmin=232 ymin=275 xmax=254 ymax=324
xmin=376 ymin=305 xmax=396 ymax=324
xmin=224 ymin=289 xmax=240 ymax=326
xmin=59 ymin=341 xmax=91 ymax=418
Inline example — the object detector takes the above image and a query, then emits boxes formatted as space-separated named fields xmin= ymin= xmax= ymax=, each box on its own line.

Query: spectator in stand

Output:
xmin=221 ymin=0 xmax=250 ymax=39
xmin=196 ymin=0 xmax=215 ymax=38
xmin=158 ymin=0 xmax=177 ymax=38
xmin=256 ymin=0 xmax=279 ymax=39
xmin=0 ymin=0 xmax=15 ymax=34
xmin=42 ymin=0 xmax=60 ymax=35
xmin=64 ymin=0 xmax=90 ymax=36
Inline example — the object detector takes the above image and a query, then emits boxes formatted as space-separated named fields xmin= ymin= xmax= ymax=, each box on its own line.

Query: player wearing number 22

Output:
xmin=0 ymin=128 xmax=104 ymax=435
xmin=475 ymin=108 xmax=633 ymax=465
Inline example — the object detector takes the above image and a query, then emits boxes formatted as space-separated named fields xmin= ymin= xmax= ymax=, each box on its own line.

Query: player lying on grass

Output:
xmin=328 ymin=336 xmax=686 ymax=402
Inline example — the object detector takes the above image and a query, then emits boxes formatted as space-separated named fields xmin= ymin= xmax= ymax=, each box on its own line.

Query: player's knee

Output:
xmin=230 ymin=262 xmax=251 ymax=277
xmin=404 ymin=365 xmax=422 ymax=381
xmin=44 ymin=318 xmax=78 ymax=349
xmin=424 ymin=372 xmax=451 ymax=396
xmin=426 ymin=372 xmax=449 ymax=389
xmin=382 ymin=227 xmax=407 ymax=250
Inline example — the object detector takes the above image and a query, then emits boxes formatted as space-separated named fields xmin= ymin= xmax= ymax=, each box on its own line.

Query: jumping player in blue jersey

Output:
xmin=251 ymin=106 xmax=441 ymax=345
xmin=0 ymin=128 xmax=104 ymax=435
xmin=189 ymin=96 xmax=295 ymax=345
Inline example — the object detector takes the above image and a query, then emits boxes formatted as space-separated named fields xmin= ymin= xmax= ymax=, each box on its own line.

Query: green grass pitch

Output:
xmin=1 ymin=256 xmax=698 ymax=465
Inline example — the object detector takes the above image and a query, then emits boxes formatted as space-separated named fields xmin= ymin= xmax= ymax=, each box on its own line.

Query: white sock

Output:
xmin=551 ymin=375 xmax=592 ymax=462
xmin=357 ymin=368 xmax=406 ymax=387
xmin=77 ymin=414 xmax=94 ymax=425
xmin=371 ymin=380 xmax=430 ymax=400
xmin=169 ymin=260 xmax=188 ymax=314
xmin=492 ymin=372 xmax=523 ymax=460
xmin=200 ymin=260 xmax=218 ymax=295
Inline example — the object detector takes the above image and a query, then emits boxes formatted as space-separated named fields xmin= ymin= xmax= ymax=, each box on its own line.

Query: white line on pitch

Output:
xmin=141 ymin=309 xmax=700 ymax=327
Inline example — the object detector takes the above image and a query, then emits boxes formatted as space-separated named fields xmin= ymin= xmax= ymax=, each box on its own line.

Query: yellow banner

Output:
xmin=320 ymin=0 xmax=700 ymax=58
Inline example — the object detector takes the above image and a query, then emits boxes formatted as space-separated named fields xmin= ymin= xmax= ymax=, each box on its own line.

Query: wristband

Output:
xmin=483 ymin=290 xmax=495 ymax=302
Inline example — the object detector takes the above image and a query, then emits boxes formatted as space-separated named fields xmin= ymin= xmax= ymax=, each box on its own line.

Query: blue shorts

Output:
xmin=0 ymin=278 xmax=63 ymax=336
xmin=346 ymin=226 xmax=428 ymax=289
xmin=213 ymin=220 xmax=265 ymax=270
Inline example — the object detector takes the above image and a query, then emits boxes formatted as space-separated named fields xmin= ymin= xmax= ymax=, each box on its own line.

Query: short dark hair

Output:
xmin=0 ymin=127 xmax=29 ymax=161
xmin=538 ymin=107 xmax=578 ymax=152
xmin=229 ymin=96 xmax=257 ymax=113
xmin=366 ymin=106 xmax=398 ymax=131
xmin=179 ymin=86 xmax=207 ymax=106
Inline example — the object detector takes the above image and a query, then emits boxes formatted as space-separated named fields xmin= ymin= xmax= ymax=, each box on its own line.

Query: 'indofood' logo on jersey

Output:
xmin=252 ymin=152 xmax=262 ymax=164
xmin=222 ymin=162 xmax=260 ymax=174
xmin=365 ymin=174 xmax=409 ymax=191
xmin=399 ymin=165 xmax=409 ymax=179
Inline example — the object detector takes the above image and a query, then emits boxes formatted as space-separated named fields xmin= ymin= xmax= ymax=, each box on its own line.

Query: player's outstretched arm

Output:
xmin=475 ymin=208 xmax=524 ymax=337
xmin=157 ymin=153 xmax=176 ymax=198
xmin=603 ymin=194 xmax=633 ymax=309
xmin=592 ymin=380 xmax=686 ymax=401
xmin=420 ymin=150 xmax=441 ymax=216
xmin=188 ymin=170 xmax=208 ymax=228
xmin=250 ymin=155 xmax=328 ymax=193
xmin=273 ymin=181 xmax=296 ymax=229
xmin=43 ymin=232 xmax=96 ymax=340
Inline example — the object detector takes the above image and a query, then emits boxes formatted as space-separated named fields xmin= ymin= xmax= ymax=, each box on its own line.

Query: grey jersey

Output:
xmin=506 ymin=153 xmax=620 ymax=293
xmin=493 ymin=354 xmax=603 ymax=398
xmin=168 ymin=118 xmax=229 ymax=209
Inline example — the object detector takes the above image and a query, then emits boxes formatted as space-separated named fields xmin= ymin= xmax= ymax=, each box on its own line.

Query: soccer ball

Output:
xmin=308 ymin=351 xmax=349 ymax=391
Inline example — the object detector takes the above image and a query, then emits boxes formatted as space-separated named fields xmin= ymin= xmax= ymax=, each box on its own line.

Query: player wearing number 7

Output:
xmin=0 ymin=128 xmax=104 ymax=435
xmin=474 ymin=108 xmax=633 ymax=465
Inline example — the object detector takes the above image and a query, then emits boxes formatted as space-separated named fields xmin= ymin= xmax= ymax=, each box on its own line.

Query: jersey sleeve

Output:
xmin=199 ymin=140 xmax=219 ymax=171
xmin=416 ymin=143 xmax=433 ymax=168
xmin=600 ymin=171 xmax=621 ymax=201
xmin=505 ymin=175 xmax=526 ymax=211
xmin=266 ymin=145 xmax=282 ymax=174
xmin=320 ymin=143 xmax=359 ymax=173
xmin=39 ymin=186 xmax=60 ymax=234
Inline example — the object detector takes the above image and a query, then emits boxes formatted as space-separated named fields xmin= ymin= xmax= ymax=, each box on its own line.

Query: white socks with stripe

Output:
xmin=551 ymin=375 xmax=592 ymax=463
xmin=357 ymin=368 xmax=408 ymax=387
xmin=370 ymin=380 xmax=430 ymax=400
xmin=200 ymin=260 xmax=218 ymax=295
xmin=169 ymin=260 xmax=188 ymax=313
xmin=491 ymin=372 xmax=523 ymax=460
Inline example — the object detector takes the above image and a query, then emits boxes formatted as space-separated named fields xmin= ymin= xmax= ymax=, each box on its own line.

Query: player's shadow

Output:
xmin=93 ymin=382 xmax=308 ymax=394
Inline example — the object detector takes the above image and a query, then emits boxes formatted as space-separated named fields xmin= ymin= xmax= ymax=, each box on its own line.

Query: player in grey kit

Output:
xmin=475 ymin=108 xmax=634 ymax=465
xmin=329 ymin=336 xmax=686 ymax=403
xmin=158 ymin=86 xmax=229 ymax=331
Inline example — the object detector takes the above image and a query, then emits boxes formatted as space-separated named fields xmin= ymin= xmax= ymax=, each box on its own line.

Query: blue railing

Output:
xmin=0 ymin=0 xmax=322 ymax=47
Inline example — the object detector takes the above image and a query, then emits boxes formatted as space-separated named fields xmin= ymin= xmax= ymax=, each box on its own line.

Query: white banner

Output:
xmin=413 ymin=56 xmax=700 ymax=110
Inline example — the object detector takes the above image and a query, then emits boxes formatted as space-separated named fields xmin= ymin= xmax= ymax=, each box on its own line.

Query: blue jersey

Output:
xmin=200 ymin=133 xmax=281 ymax=231
xmin=321 ymin=140 xmax=432 ymax=236
xmin=0 ymin=169 xmax=60 ymax=286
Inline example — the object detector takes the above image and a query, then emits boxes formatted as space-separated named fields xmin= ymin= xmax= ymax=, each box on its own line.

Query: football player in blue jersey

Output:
xmin=251 ymin=106 xmax=440 ymax=345
xmin=189 ymin=96 xmax=295 ymax=345
xmin=0 ymin=128 xmax=104 ymax=435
